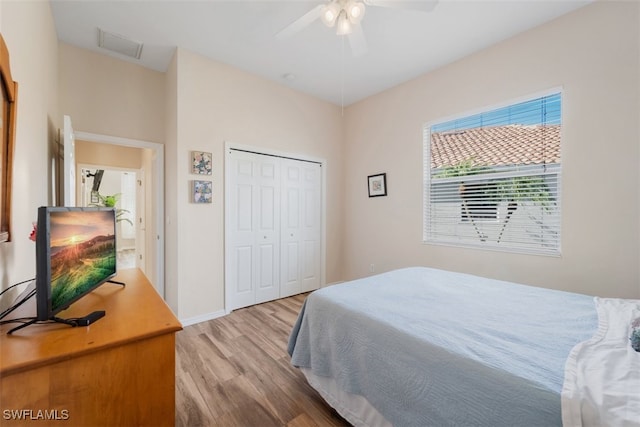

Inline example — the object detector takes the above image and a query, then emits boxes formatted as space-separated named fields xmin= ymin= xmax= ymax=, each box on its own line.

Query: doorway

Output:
xmin=79 ymin=165 xmax=142 ymax=271
xmin=73 ymin=131 xmax=165 ymax=298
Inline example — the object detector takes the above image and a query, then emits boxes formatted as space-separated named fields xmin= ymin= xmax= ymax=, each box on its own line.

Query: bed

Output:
xmin=287 ymin=267 xmax=640 ymax=427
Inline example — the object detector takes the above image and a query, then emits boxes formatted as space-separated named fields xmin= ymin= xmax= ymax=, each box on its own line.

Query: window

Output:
xmin=423 ymin=91 xmax=561 ymax=256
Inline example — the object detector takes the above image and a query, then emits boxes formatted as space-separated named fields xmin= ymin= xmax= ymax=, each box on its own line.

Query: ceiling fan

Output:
xmin=276 ymin=0 xmax=438 ymax=56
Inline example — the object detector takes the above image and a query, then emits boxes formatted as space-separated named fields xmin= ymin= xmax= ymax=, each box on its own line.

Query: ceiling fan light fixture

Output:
xmin=335 ymin=11 xmax=353 ymax=35
xmin=346 ymin=1 xmax=366 ymax=24
xmin=321 ymin=2 xmax=341 ymax=27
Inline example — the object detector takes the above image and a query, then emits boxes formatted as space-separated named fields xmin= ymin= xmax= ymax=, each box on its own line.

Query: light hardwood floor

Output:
xmin=175 ymin=293 xmax=351 ymax=427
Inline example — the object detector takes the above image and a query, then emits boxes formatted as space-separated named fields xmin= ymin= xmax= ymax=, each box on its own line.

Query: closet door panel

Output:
xmin=285 ymin=242 xmax=299 ymax=279
xmin=280 ymin=162 xmax=302 ymax=297
xmin=281 ymin=159 xmax=321 ymax=297
xmin=236 ymin=185 xmax=252 ymax=230
xmin=254 ymin=156 xmax=280 ymax=304
xmin=228 ymin=153 xmax=258 ymax=310
xmin=236 ymin=246 xmax=253 ymax=293
xmin=300 ymin=167 xmax=321 ymax=292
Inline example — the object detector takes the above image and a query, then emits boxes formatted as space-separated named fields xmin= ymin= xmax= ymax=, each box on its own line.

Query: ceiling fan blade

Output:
xmin=347 ymin=25 xmax=368 ymax=57
xmin=275 ymin=4 xmax=324 ymax=40
xmin=364 ymin=0 xmax=438 ymax=12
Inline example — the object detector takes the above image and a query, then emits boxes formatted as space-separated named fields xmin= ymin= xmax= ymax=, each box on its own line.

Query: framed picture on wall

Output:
xmin=193 ymin=180 xmax=212 ymax=203
xmin=368 ymin=173 xmax=387 ymax=197
xmin=191 ymin=151 xmax=212 ymax=175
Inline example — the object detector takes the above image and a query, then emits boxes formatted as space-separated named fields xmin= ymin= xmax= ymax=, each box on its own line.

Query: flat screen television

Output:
xmin=35 ymin=206 xmax=117 ymax=322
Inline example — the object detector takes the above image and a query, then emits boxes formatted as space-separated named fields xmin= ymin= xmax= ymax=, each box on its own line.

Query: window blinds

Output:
xmin=423 ymin=92 xmax=562 ymax=256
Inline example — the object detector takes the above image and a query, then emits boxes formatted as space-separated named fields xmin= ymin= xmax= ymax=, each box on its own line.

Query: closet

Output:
xmin=225 ymin=147 xmax=322 ymax=311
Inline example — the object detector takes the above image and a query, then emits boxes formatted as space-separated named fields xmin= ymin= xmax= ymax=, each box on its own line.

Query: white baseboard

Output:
xmin=180 ymin=309 xmax=226 ymax=327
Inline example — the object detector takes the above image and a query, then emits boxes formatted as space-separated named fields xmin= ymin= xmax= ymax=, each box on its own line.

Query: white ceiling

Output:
xmin=50 ymin=0 xmax=594 ymax=106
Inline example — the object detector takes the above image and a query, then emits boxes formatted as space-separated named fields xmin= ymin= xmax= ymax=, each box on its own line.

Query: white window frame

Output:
xmin=423 ymin=89 xmax=563 ymax=256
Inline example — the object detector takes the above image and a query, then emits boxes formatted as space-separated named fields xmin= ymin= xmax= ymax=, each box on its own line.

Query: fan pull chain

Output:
xmin=341 ymin=34 xmax=345 ymax=116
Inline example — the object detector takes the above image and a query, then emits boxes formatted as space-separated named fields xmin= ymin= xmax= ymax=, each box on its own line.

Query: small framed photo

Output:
xmin=368 ymin=173 xmax=387 ymax=197
xmin=192 ymin=151 xmax=212 ymax=175
xmin=193 ymin=180 xmax=212 ymax=203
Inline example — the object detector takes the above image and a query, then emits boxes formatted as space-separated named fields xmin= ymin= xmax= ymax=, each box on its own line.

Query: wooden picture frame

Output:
xmin=368 ymin=173 xmax=387 ymax=198
xmin=192 ymin=180 xmax=212 ymax=204
xmin=191 ymin=151 xmax=212 ymax=175
xmin=0 ymin=34 xmax=18 ymax=243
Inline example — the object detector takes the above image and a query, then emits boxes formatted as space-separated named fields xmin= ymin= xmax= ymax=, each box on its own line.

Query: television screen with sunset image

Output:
xmin=47 ymin=208 xmax=117 ymax=314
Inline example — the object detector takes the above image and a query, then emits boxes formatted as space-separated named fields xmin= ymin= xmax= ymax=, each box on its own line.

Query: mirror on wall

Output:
xmin=0 ymin=34 xmax=18 ymax=243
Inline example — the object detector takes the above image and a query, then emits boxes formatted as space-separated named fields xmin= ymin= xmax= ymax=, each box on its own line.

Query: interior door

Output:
xmin=280 ymin=161 xmax=301 ymax=297
xmin=281 ymin=159 xmax=322 ymax=297
xmin=62 ymin=115 xmax=76 ymax=206
xmin=227 ymin=150 xmax=281 ymax=310
xmin=254 ymin=155 xmax=281 ymax=304
xmin=299 ymin=161 xmax=322 ymax=292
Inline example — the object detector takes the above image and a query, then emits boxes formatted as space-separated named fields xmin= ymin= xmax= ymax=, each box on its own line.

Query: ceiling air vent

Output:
xmin=97 ymin=28 xmax=143 ymax=60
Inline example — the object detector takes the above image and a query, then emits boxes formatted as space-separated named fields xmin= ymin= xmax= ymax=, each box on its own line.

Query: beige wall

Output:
xmin=0 ymin=0 xmax=59 ymax=304
xmin=58 ymin=43 xmax=165 ymax=144
xmin=76 ymin=140 xmax=143 ymax=170
xmin=171 ymin=48 xmax=344 ymax=320
xmin=343 ymin=1 xmax=640 ymax=298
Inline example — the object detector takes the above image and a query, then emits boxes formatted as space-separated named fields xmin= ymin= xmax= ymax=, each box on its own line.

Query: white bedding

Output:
xmin=562 ymin=297 xmax=640 ymax=427
xmin=289 ymin=267 xmax=600 ymax=426
xmin=300 ymin=367 xmax=391 ymax=427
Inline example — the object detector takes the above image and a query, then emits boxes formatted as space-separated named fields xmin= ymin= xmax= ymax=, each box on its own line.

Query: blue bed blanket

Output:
xmin=288 ymin=267 xmax=598 ymax=427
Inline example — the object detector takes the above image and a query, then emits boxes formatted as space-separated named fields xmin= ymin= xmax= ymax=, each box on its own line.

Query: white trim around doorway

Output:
xmin=74 ymin=131 xmax=165 ymax=300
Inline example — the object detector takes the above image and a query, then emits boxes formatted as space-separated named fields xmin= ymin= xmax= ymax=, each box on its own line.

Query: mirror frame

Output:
xmin=0 ymin=33 xmax=17 ymax=243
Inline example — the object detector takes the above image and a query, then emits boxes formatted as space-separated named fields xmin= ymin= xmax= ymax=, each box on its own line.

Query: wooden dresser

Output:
xmin=0 ymin=269 xmax=182 ymax=426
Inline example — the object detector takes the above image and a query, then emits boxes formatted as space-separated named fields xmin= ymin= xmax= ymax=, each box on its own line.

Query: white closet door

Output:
xmin=280 ymin=159 xmax=321 ymax=297
xmin=254 ymin=155 xmax=281 ymax=304
xmin=299 ymin=161 xmax=321 ymax=292
xmin=228 ymin=151 xmax=281 ymax=310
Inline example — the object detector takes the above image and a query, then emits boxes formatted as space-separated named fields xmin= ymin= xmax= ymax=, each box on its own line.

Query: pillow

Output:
xmin=631 ymin=318 xmax=640 ymax=352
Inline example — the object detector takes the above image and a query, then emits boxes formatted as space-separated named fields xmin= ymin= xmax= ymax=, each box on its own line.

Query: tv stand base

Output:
xmin=7 ymin=311 xmax=107 ymax=334
xmin=73 ymin=310 xmax=105 ymax=326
